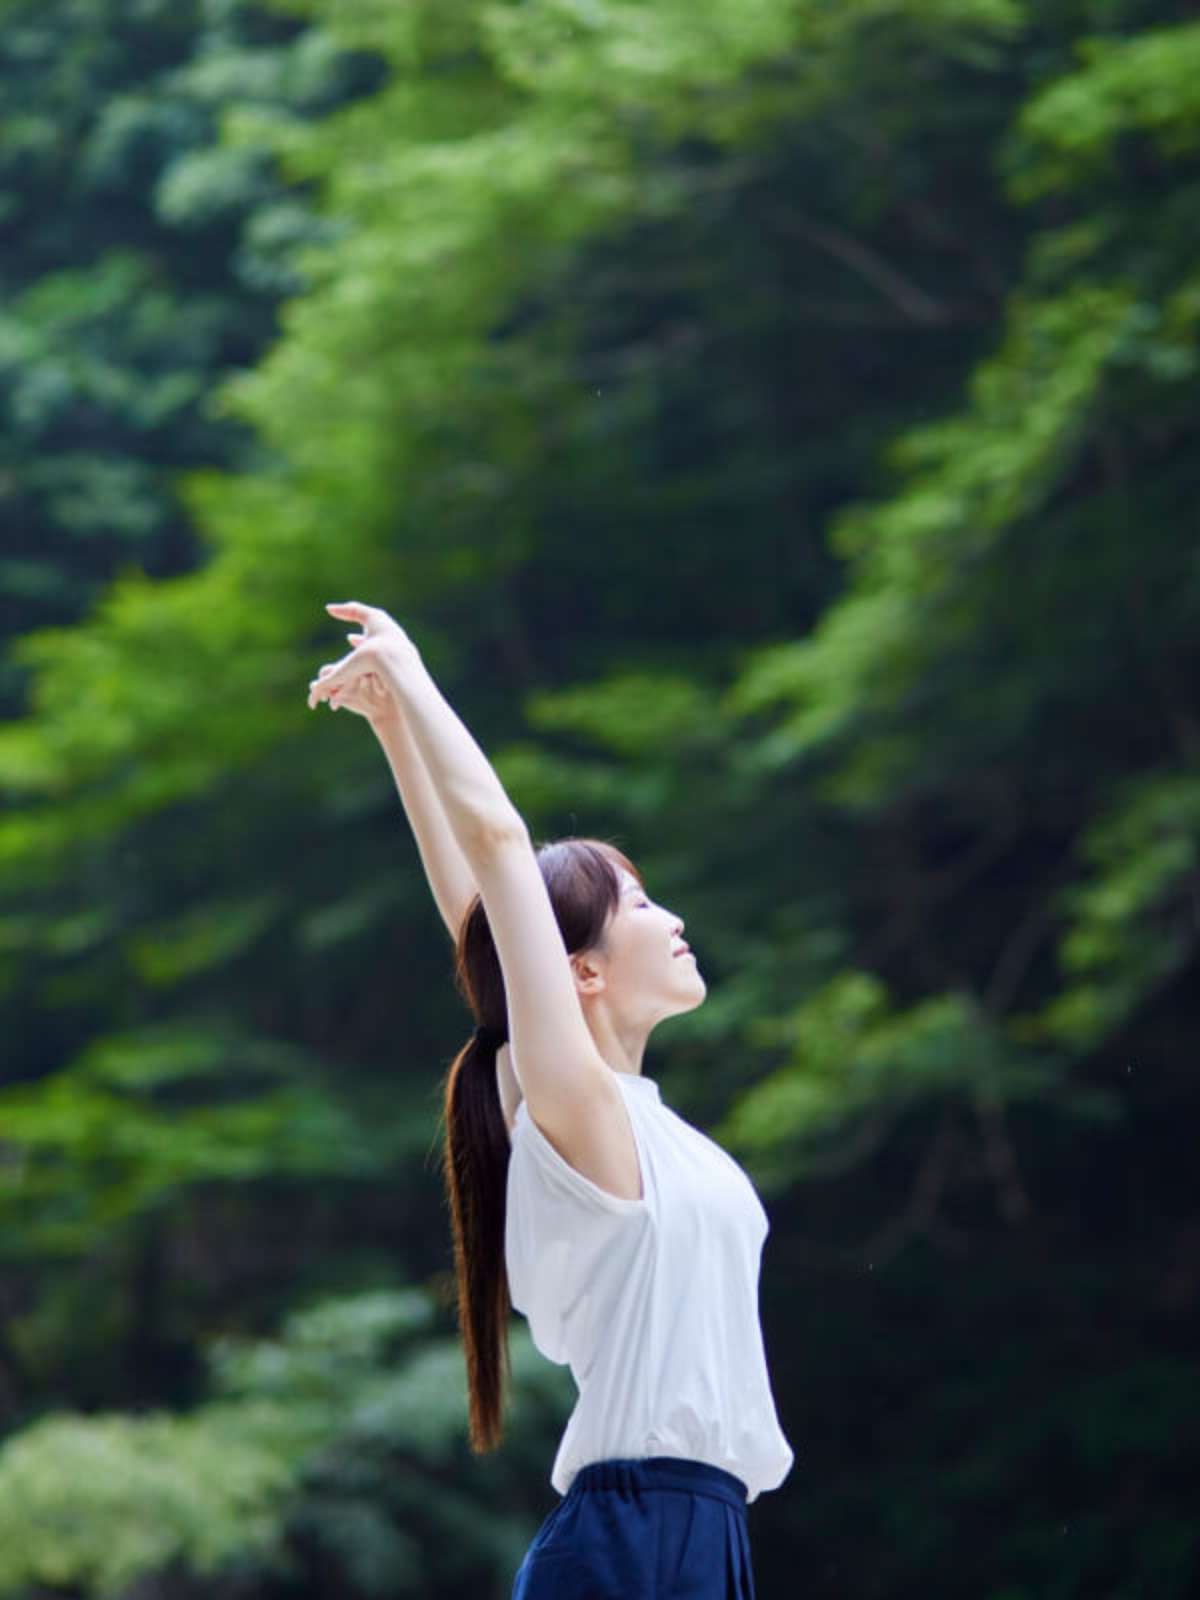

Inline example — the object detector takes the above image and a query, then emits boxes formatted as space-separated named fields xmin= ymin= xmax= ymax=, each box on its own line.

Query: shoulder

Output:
xmin=508 ymin=1070 xmax=649 ymax=1212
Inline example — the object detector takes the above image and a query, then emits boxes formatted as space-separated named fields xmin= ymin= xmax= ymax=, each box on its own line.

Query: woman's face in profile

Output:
xmin=602 ymin=869 xmax=706 ymax=1024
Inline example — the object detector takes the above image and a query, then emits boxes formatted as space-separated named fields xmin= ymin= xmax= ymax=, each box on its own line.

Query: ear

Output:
xmin=569 ymin=950 xmax=606 ymax=997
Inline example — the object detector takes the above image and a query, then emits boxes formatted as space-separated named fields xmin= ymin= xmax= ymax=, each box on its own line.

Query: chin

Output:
xmin=658 ymin=966 xmax=706 ymax=1021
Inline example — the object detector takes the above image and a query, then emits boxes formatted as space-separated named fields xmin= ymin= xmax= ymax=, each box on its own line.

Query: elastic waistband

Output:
xmin=568 ymin=1456 xmax=748 ymax=1513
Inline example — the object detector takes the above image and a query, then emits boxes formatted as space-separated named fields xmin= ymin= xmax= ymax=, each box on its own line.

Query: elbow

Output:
xmin=463 ymin=809 xmax=529 ymax=860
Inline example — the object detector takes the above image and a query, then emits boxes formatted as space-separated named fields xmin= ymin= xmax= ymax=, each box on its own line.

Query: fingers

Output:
xmin=326 ymin=601 xmax=370 ymax=622
xmin=314 ymin=672 xmax=387 ymax=718
xmin=308 ymin=650 xmax=357 ymax=707
xmin=310 ymin=608 xmax=392 ymax=713
xmin=326 ymin=601 xmax=406 ymax=643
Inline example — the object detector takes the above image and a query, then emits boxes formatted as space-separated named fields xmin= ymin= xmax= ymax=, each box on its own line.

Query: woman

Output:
xmin=308 ymin=600 xmax=794 ymax=1599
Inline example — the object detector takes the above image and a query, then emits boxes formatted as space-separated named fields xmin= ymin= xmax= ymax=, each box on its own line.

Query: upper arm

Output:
xmin=441 ymin=895 xmax=476 ymax=947
xmin=471 ymin=829 xmax=640 ymax=1197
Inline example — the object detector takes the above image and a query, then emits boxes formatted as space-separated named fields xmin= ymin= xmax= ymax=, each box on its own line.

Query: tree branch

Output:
xmin=773 ymin=207 xmax=953 ymax=325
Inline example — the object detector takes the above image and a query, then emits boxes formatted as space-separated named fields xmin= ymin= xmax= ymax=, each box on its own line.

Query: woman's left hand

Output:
xmin=306 ymin=600 xmax=420 ymax=711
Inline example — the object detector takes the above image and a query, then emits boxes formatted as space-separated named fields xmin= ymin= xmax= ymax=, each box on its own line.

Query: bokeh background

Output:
xmin=1 ymin=0 xmax=1198 ymax=1595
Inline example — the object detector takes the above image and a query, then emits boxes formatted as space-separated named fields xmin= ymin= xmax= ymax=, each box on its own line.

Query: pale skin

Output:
xmin=308 ymin=602 xmax=706 ymax=1201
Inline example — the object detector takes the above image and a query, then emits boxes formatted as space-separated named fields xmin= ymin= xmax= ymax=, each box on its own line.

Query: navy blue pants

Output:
xmin=511 ymin=1456 xmax=757 ymax=1599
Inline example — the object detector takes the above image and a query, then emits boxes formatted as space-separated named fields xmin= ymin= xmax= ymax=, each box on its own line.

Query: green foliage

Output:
xmin=716 ymin=968 xmax=1123 ymax=1191
xmin=527 ymin=671 xmax=722 ymax=760
xmin=0 ymin=0 xmax=367 ymax=712
xmin=1011 ymin=21 xmax=1200 ymax=198
xmin=724 ymin=282 xmax=1137 ymax=802
xmin=0 ymin=1403 xmax=311 ymax=1595
xmin=0 ymin=1286 xmax=562 ymax=1597
xmin=1026 ymin=771 xmax=1200 ymax=1049
xmin=1 ymin=0 xmax=1199 ymax=1594
xmin=0 ymin=1021 xmax=375 ymax=1258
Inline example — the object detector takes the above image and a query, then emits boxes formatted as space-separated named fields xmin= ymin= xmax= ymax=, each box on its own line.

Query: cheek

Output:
xmin=624 ymin=927 xmax=662 ymax=976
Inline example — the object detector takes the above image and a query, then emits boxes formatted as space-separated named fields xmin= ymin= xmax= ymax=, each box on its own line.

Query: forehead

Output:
xmin=618 ymin=871 xmax=641 ymax=894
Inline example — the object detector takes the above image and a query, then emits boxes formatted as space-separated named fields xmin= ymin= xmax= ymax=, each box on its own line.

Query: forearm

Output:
xmin=370 ymin=707 xmax=480 ymax=939
xmin=378 ymin=650 xmax=526 ymax=868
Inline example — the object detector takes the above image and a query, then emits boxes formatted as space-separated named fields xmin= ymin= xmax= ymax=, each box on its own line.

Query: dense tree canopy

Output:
xmin=1 ymin=0 xmax=1197 ymax=1595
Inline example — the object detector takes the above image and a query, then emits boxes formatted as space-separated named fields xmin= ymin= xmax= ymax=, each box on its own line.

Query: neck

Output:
xmin=583 ymin=1006 xmax=649 ymax=1078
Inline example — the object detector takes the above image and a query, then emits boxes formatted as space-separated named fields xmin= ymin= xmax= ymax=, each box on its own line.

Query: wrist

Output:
xmin=368 ymin=699 xmax=404 ymax=737
xmin=376 ymin=637 xmax=423 ymax=699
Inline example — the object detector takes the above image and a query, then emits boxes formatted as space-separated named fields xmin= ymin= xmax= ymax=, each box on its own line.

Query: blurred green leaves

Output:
xmin=0 ymin=1021 xmax=375 ymax=1258
xmin=0 ymin=1285 xmax=556 ymax=1597
xmin=1011 ymin=21 xmax=1200 ymax=199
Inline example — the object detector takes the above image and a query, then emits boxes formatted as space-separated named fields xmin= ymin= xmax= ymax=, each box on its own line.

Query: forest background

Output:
xmin=0 ymin=0 xmax=1197 ymax=1595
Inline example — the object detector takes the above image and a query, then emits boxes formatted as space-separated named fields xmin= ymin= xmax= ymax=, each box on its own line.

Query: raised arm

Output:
xmin=309 ymin=602 xmax=639 ymax=1196
xmin=371 ymin=701 xmax=479 ymax=943
xmin=312 ymin=631 xmax=477 ymax=942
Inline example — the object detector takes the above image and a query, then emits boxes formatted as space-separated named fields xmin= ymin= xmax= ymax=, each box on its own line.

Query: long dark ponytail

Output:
xmin=440 ymin=835 xmax=641 ymax=1453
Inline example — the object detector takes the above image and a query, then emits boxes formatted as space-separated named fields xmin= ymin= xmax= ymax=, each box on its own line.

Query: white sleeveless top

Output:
xmin=504 ymin=1069 xmax=795 ymax=1503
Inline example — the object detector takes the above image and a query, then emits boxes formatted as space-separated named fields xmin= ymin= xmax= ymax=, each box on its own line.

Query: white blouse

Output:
xmin=504 ymin=1069 xmax=795 ymax=1503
